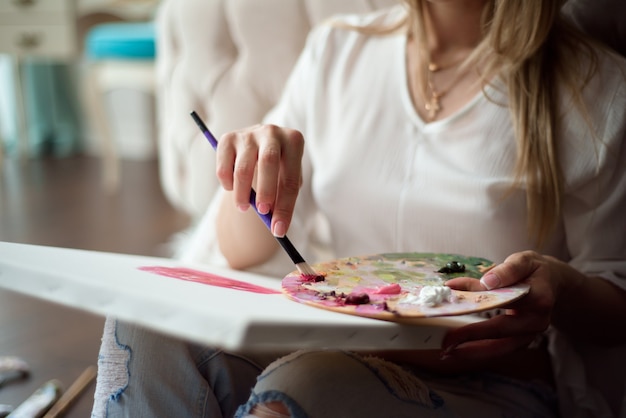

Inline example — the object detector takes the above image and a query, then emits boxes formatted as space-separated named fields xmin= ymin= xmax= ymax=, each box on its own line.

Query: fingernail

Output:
xmin=237 ymin=204 xmax=249 ymax=212
xmin=480 ymin=272 xmax=501 ymax=290
xmin=257 ymin=203 xmax=270 ymax=214
xmin=272 ymin=221 xmax=286 ymax=238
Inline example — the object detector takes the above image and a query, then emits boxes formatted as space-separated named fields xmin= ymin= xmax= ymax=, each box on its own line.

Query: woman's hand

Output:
xmin=217 ymin=124 xmax=305 ymax=237
xmin=441 ymin=251 xmax=571 ymax=361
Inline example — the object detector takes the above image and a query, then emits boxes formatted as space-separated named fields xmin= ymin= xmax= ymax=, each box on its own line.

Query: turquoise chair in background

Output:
xmin=83 ymin=21 xmax=156 ymax=191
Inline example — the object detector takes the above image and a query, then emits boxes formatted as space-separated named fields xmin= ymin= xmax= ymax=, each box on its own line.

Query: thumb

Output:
xmin=480 ymin=252 xmax=538 ymax=290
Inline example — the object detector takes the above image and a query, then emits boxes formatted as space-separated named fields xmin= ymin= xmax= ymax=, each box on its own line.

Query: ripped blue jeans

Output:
xmin=93 ymin=318 xmax=557 ymax=418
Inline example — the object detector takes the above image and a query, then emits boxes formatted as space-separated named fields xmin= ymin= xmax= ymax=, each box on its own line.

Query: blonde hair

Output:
xmin=340 ymin=1 xmax=600 ymax=246
xmin=473 ymin=1 xmax=597 ymax=247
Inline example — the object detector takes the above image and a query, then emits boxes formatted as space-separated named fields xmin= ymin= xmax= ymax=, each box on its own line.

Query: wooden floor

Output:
xmin=0 ymin=155 xmax=190 ymax=417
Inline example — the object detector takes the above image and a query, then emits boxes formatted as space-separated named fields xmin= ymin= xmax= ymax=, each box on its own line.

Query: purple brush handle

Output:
xmin=247 ymin=189 xmax=272 ymax=230
xmin=190 ymin=111 xmax=304 ymax=264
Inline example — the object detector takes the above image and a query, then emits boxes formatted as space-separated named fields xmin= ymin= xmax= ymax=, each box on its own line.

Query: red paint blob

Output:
xmin=139 ymin=266 xmax=280 ymax=294
xmin=300 ymin=273 xmax=326 ymax=283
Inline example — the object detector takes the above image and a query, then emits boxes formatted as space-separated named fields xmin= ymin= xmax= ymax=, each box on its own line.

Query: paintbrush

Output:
xmin=42 ymin=366 xmax=96 ymax=418
xmin=190 ymin=111 xmax=321 ymax=280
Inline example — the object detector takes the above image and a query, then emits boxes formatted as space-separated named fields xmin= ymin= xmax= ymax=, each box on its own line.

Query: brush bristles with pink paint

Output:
xmin=190 ymin=111 xmax=322 ymax=281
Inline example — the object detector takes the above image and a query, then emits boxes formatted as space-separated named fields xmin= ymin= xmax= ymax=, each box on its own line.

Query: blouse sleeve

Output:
xmin=563 ymin=53 xmax=626 ymax=289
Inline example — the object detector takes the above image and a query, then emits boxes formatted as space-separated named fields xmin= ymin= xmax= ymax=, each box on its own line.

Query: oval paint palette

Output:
xmin=282 ymin=253 xmax=530 ymax=321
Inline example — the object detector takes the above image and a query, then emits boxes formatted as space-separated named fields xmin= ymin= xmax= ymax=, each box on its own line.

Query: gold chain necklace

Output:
xmin=423 ymin=58 xmax=469 ymax=121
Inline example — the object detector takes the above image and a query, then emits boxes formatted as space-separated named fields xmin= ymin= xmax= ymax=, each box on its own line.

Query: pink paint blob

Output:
xmin=373 ymin=283 xmax=402 ymax=295
xmin=139 ymin=266 xmax=280 ymax=295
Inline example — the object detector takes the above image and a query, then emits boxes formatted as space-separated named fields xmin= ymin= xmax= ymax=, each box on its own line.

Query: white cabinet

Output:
xmin=0 ymin=0 xmax=77 ymax=58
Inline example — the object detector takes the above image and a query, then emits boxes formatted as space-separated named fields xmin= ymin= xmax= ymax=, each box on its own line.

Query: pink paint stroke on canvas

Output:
xmin=139 ymin=266 xmax=280 ymax=294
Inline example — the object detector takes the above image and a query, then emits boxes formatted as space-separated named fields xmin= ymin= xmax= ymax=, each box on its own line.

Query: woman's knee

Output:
xmin=236 ymin=350 xmax=441 ymax=418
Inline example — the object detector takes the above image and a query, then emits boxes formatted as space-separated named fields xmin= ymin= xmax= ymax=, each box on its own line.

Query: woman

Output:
xmin=94 ymin=0 xmax=626 ymax=417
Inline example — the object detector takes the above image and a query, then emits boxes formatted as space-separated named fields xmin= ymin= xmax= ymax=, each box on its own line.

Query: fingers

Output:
xmin=255 ymin=127 xmax=283 ymax=214
xmin=442 ymin=313 xmax=548 ymax=360
xmin=232 ymin=131 xmax=260 ymax=211
xmin=216 ymin=132 xmax=237 ymax=191
xmin=479 ymin=251 xmax=541 ymax=290
xmin=444 ymin=312 xmax=548 ymax=347
xmin=268 ymin=130 xmax=304 ymax=237
xmin=444 ymin=277 xmax=486 ymax=291
xmin=445 ymin=251 xmax=544 ymax=291
xmin=442 ymin=334 xmax=538 ymax=361
xmin=216 ymin=125 xmax=304 ymax=236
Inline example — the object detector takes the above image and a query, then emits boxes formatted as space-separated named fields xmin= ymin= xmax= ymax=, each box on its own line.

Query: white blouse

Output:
xmin=269 ymin=7 xmax=626 ymax=288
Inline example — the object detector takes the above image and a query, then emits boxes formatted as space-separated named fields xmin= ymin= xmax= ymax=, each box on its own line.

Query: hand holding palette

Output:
xmin=282 ymin=252 xmax=530 ymax=321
